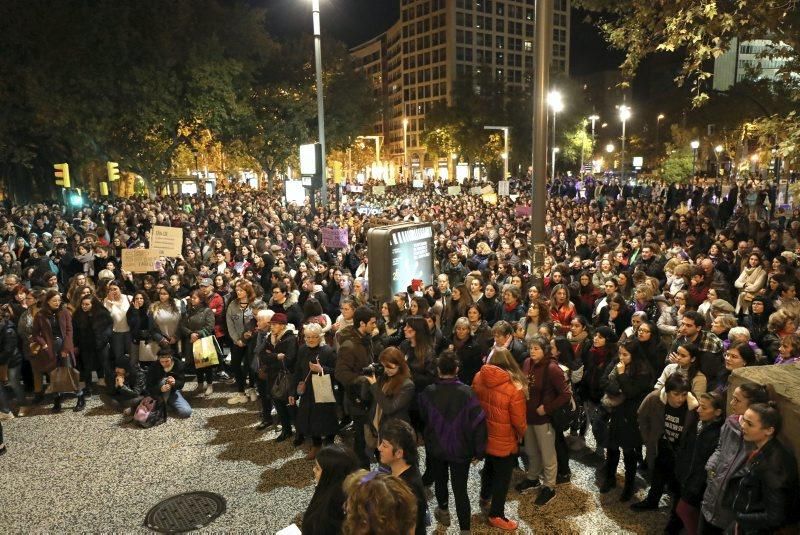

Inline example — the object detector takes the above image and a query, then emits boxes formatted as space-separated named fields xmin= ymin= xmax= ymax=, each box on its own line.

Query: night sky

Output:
xmin=265 ymin=0 xmax=618 ymax=75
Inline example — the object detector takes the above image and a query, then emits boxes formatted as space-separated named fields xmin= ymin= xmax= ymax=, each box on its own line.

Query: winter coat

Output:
xmin=399 ymin=339 xmax=437 ymax=394
xmin=32 ymin=307 xmax=75 ymax=371
xmin=702 ymin=415 xmax=754 ymax=529
xmin=179 ymin=306 xmax=215 ymax=362
xmin=521 ymin=356 xmax=571 ymax=426
xmin=418 ymin=377 xmax=487 ymax=463
xmin=145 ymin=358 xmax=187 ymax=397
xmin=206 ymin=292 xmax=226 ymax=338
xmin=471 ymin=364 xmax=527 ymax=457
xmin=72 ymin=305 xmax=113 ymax=373
xmin=728 ymin=437 xmax=800 ymax=534
xmin=637 ymin=388 xmax=699 ymax=472
xmin=364 ymin=376 xmax=415 ymax=432
xmin=293 ymin=343 xmax=339 ymax=438
xmin=601 ymin=358 xmax=654 ymax=450
xmin=676 ymin=417 xmax=723 ymax=507
xmin=451 ymin=333 xmax=484 ymax=386
xmin=550 ymin=302 xmax=576 ymax=335
xmin=257 ymin=328 xmax=297 ymax=395
xmin=654 ymin=363 xmax=707 ymax=396
xmin=734 ymin=266 xmax=766 ymax=313
xmin=126 ymin=306 xmax=151 ymax=345
xmin=334 ymin=325 xmax=379 ymax=417
xmin=0 ymin=319 xmax=22 ymax=368
xmin=582 ymin=346 xmax=613 ymax=402
xmin=225 ymin=297 xmax=260 ymax=345
xmin=495 ymin=300 xmax=526 ymax=324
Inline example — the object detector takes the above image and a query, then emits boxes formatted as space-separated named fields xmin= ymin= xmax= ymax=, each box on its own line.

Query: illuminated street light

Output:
xmin=690 ymin=140 xmax=700 ymax=174
xmin=656 ymin=113 xmax=665 ymax=147
xmin=619 ymin=105 xmax=631 ymax=181
xmin=606 ymin=143 xmax=615 ymax=153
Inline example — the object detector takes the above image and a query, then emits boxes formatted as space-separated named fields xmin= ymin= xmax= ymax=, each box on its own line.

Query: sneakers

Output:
xmin=488 ymin=516 xmax=518 ymax=531
xmin=424 ymin=486 xmax=434 ymax=501
xmin=514 ymin=478 xmax=541 ymax=493
xmin=122 ymin=407 xmax=133 ymax=416
xmin=534 ymin=486 xmax=556 ymax=505
xmin=205 ymin=384 xmax=214 ymax=396
xmin=247 ymin=387 xmax=258 ymax=402
xmin=0 ymin=410 xmax=14 ymax=421
xmin=256 ymin=420 xmax=273 ymax=430
xmin=227 ymin=392 xmax=249 ymax=405
xmin=630 ymin=499 xmax=659 ymax=511
xmin=434 ymin=507 xmax=451 ymax=527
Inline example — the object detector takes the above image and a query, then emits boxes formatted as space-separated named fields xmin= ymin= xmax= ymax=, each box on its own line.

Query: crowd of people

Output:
xmin=1 ymin=175 xmax=800 ymax=534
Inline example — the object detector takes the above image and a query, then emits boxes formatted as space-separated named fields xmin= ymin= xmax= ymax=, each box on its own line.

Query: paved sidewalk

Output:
xmin=0 ymin=385 xmax=667 ymax=533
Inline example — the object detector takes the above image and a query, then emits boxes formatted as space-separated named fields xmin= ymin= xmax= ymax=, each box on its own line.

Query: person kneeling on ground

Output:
xmin=146 ymin=349 xmax=192 ymax=418
xmin=112 ymin=358 xmax=147 ymax=416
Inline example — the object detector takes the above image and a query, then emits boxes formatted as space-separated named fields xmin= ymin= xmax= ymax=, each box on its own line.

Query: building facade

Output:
xmin=713 ymin=38 xmax=793 ymax=91
xmin=351 ymin=0 xmax=570 ymax=180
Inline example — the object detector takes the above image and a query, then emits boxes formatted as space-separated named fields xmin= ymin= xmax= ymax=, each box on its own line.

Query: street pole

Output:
xmin=531 ymin=0 xmax=552 ymax=272
xmin=311 ymin=0 xmax=328 ymax=209
xmin=621 ymin=118 xmax=626 ymax=182
xmin=551 ymin=109 xmax=557 ymax=180
xmin=402 ymin=118 xmax=408 ymax=182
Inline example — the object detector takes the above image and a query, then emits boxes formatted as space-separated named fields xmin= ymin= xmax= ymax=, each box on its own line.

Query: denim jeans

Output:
xmin=5 ymin=364 xmax=26 ymax=407
xmin=584 ymin=400 xmax=609 ymax=450
xmin=163 ymin=390 xmax=192 ymax=418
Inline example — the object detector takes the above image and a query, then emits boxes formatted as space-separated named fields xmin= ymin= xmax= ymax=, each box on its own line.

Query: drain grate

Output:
xmin=144 ymin=491 xmax=226 ymax=533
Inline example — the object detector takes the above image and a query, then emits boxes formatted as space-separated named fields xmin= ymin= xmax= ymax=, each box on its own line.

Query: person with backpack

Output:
xmin=515 ymin=335 xmax=571 ymax=506
xmin=145 ymin=349 xmax=191 ymax=419
xmin=418 ymin=351 xmax=487 ymax=534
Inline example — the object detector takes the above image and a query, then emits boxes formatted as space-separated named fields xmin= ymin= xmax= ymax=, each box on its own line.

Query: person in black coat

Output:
xmin=599 ymin=340 xmax=655 ymax=501
xmin=728 ymin=402 xmax=800 ymax=535
xmin=449 ymin=317 xmax=484 ymax=385
xmin=258 ymin=312 xmax=297 ymax=442
xmin=292 ymin=323 xmax=338 ymax=459
xmin=112 ymin=358 xmax=148 ymax=413
xmin=72 ymin=295 xmax=113 ymax=396
xmin=301 ymin=444 xmax=359 ymax=535
xmin=668 ymin=391 xmax=724 ymax=534
xmin=126 ymin=291 xmax=152 ymax=369
xmin=0 ymin=306 xmax=25 ymax=415
xmin=145 ymin=351 xmax=191 ymax=418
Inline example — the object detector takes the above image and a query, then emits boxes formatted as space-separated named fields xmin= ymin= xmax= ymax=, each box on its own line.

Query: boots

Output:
xmin=51 ymin=395 xmax=62 ymax=414
xmin=620 ymin=457 xmax=637 ymax=501
xmin=73 ymin=393 xmax=86 ymax=412
xmin=598 ymin=449 xmax=618 ymax=493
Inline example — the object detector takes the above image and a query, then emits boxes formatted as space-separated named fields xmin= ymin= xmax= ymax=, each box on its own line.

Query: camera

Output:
xmin=361 ymin=363 xmax=385 ymax=377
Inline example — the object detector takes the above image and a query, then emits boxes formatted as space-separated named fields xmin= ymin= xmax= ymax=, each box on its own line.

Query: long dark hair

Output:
xmin=302 ymin=444 xmax=359 ymax=534
xmin=404 ymin=315 xmax=433 ymax=367
xmin=620 ymin=339 xmax=651 ymax=378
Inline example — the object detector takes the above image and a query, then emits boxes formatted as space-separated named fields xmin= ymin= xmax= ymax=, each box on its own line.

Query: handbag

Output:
xmin=133 ymin=396 xmax=166 ymax=428
xmin=193 ymin=336 xmax=220 ymax=368
xmin=540 ymin=360 xmax=577 ymax=431
xmin=312 ymin=371 xmax=336 ymax=404
xmin=296 ymin=370 xmax=311 ymax=396
xmin=270 ymin=363 xmax=292 ymax=399
xmin=138 ymin=340 xmax=160 ymax=362
xmin=50 ymin=357 xmax=81 ymax=393
xmin=29 ymin=340 xmax=58 ymax=373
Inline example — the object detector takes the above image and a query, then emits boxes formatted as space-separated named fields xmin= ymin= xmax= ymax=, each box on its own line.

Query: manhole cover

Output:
xmin=144 ymin=491 xmax=226 ymax=533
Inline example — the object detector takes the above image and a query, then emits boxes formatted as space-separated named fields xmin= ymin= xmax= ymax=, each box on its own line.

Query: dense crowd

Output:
xmin=1 ymin=175 xmax=800 ymax=534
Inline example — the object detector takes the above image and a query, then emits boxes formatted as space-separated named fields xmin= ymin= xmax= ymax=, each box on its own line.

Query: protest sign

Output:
xmin=482 ymin=193 xmax=497 ymax=205
xmin=121 ymin=249 xmax=159 ymax=273
xmin=150 ymin=225 xmax=183 ymax=257
xmin=373 ymin=185 xmax=386 ymax=196
xmin=498 ymin=180 xmax=510 ymax=196
xmin=448 ymin=185 xmax=461 ymax=196
xmin=321 ymin=227 xmax=349 ymax=249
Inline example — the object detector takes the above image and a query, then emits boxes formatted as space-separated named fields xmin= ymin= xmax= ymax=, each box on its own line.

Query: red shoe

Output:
xmin=488 ymin=516 xmax=518 ymax=531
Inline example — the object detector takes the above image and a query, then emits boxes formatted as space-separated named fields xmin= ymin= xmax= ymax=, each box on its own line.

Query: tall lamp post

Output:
xmin=656 ymin=113 xmax=665 ymax=149
xmin=714 ymin=144 xmax=723 ymax=176
xmin=588 ymin=114 xmax=599 ymax=161
xmin=691 ymin=139 xmax=700 ymax=175
xmin=619 ymin=105 xmax=631 ymax=181
xmin=548 ymin=91 xmax=564 ymax=180
xmin=359 ymin=135 xmax=383 ymax=178
xmin=484 ymin=125 xmax=510 ymax=180
xmin=402 ymin=118 xmax=409 ymax=182
xmin=309 ymin=0 xmax=328 ymax=208
xmin=606 ymin=143 xmax=615 ymax=171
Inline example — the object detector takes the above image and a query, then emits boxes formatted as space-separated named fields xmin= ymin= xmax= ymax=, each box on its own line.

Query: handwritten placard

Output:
xmin=481 ymin=185 xmax=494 ymax=195
xmin=412 ymin=179 xmax=424 ymax=189
xmin=321 ymin=227 xmax=349 ymax=249
xmin=373 ymin=185 xmax=386 ymax=196
xmin=482 ymin=192 xmax=498 ymax=205
xmin=498 ymin=180 xmax=510 ymax=196
xmin=385 ymin=177 xmax=396 ymax=186
xmin=448 ymin=185 xmax=461 ymax=196
xmin=121 ymin=249 xmax=159 ymax=273
xmin=150 ymin=225 xmax=183 ymax=257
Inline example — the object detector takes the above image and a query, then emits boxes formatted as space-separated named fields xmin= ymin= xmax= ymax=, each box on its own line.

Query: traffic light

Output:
xmin=107 ymin=161 xmax=120 ymax=182
xmin=54 ymin=163 xmax=70 ymax=188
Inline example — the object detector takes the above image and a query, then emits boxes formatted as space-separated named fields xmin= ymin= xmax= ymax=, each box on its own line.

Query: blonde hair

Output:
xmin=490 ymin=348 xmax=529 ymax=398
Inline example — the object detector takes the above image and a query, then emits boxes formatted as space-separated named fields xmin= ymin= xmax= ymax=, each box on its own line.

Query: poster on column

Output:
xmin=498 ymin=180 xmax=510 ymax=196
xmin=150 ymin=226 xmax=183 ymax=257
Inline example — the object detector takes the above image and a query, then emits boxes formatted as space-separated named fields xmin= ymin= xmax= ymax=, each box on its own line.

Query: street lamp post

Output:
xmin=714 ymin=144 xmax=723 ymax=176
xmin=606 ymin=143 xmax=614 ymax=171
xmin=548 ymin=91 xmax=564 ymax=180
xmin=656 ymin=113 xmax=665 ymax=149
xmin=309 ymin=0 xmax=328 ymax=209
xmin=691 ymin=139 xmax=700 ymax=175
xmin=402 ymin=118 xmax=409 ymax=182
xmin=619 ymin=105 xmax=631 ymax=182
xmin=588 ymin=114 xmax=599 ymax=163
xmin=484 ymin=125 xmax=510 ymax=181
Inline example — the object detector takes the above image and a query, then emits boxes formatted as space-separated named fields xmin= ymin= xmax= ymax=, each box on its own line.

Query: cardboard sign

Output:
xmin=121 ymin=249 xmax=159 ymax=273
xmin=321 ymin=227 xmax=349 ymax=249
xmin=373 ymin=185 xmax=386 ymax=196
xmin=481 ymin=185 xmax=494 ymax=195
xmin=412 ymin=179 xmax=424 ymax=189
xmin=385 ymin=177 xmax=396 ymax=186
xmin=469 ymin=187 xmax=482 ymax=195
xmin=482 ymin=192 xmax=498 ymax=205
xmin=515 ymin=205 xmax=532 ymax=217
xmin=150 ymin=225 xmax=183 ymax=257
xmin=448 ymin=185 xmax=461 ymax=196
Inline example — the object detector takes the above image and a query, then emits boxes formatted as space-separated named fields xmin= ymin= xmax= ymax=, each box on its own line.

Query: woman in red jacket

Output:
xmin=549 ymin=284 xmax=576 ymax=336
xmin=472 ymin=348 xmax=527 ymax=531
